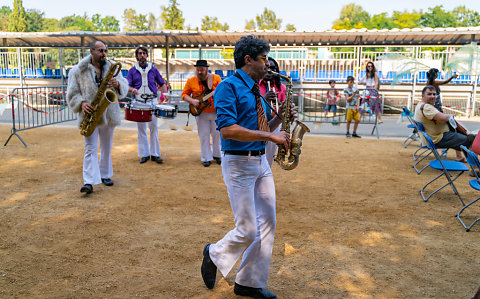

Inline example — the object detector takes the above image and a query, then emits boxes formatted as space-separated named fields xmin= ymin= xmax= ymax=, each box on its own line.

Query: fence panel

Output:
xmin=4 ymin=85 xmax=76 ymax=147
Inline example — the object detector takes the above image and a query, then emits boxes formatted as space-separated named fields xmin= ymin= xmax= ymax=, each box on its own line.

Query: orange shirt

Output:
xmin=181 ymin=74 xmax=222 ymax=113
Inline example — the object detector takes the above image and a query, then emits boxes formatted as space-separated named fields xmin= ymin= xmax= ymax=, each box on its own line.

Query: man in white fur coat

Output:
xmin=67 ymin=41 xmax=129 ymax=194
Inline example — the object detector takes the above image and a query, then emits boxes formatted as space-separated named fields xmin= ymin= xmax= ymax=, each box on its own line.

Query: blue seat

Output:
xmin=401 ymin=107 xmax=419 ymax=148
xmin=35 ymin=68 xmax=44 ymax=78
xmin=358 ymin=70 xmax=366 ymax=80
xmin=304 ymin=70 xmax=316 ymax=82
xmin=0 ymin=68 xmax=5 ymax=78
xmin=417 ymin=71 xmax=428 ymax=83
xmin=383 ymin=71 xmax=394 ymax=83
xmin=458 ymin=145 xmax=480 ymax=231
xmin=342 ymin=70 xmax=353 ymax=81
xmin=4 ymin=68 xmax=13 ymax=78
xmin=44 ymin=69 xmax=54 ymax=78
xmin=414 ymin=121 xmax=448 ymax=174
xmin=54 ymin=69 xmax=62 ymax=78
xmin=24 ymin=68 xmax=35 ymax=78
xmin=290 ymin=70 xmax=300 ymax=82
xmin=318 ymin=70 xmax=329 ymax=81
xmin=121 ymin=69 xmax=128 ymax=77
xmin=226 ymin=70 xmax=235 ymax=77
xmin=401 ymin=73 xmax=412 ymax=83
xmin=418 ymin=129 xmax=468 ymax=204
xmin=214 ymin=70 xmax=224 ymax=79
xmin=279 ymin=70 xmax=287 ymax=77
xmin=329 ymin=70 xmax=341 ymax=81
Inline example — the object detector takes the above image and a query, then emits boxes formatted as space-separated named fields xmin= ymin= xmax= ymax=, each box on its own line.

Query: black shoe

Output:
xmin=80 ymin=184 xmax=93 ymax=194
xmin=203 ymin=161 xmax=211 ymax=167
xmin=151 ymin=156 xmax=163 ymax=164
xmin=101 ymin=178 xmax=114 ymax=186
xmin=213 ymin=157 xmax=221 ymax=165
xmin=201 ymin=244 xmax=217 ymax=289
xmin=139 ymin=156 xmax=150 ymax=164
xmin=233 ymin=283 xmax=277 ymax=299
xmin=352 ymin=133 xmax=361 ymax=138
xmin=346 ymin=133 xmax=351 ymax=138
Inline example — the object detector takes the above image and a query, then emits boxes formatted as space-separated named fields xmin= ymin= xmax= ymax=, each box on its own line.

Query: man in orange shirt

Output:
xmin=182 ymin=60 xmax=222 ymax=167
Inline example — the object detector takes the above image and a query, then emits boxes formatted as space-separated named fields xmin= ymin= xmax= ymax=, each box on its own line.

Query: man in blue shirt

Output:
xmin=200 ymin=35 xmax=290 ymax=299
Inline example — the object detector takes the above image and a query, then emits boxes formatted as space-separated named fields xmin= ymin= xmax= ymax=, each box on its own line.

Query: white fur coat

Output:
xmin=67 ymin=55 xmax=128 ymax=127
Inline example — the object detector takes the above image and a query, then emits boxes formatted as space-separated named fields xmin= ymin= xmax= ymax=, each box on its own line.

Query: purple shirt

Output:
xmin=127 ymin=64 xmax=165 ymax=96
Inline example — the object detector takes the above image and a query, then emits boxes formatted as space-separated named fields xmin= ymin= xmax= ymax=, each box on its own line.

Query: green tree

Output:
xmin=9 ymin=0 xmax=28 ymax=32
xmin=42 ymin=18 xmax=59 ymax=31
xmin=255 ymin=8 xmax=282 ymax=30
xmin=26 ymin=9 xmax=44 ymax=32
xmin=58 ymin=14 xmax=94 ymax=31
xmin=92 ymin=14 xmax=120 ymax=31
xmin=367 ymin=13 xmax=393 ymax=29
xmin=332 ymin=3 xmax=370 ymax=29
xmin=147 ymin=12 xmax=158 ymax=30
xmin=392 ymin=10 xmax=422 ymax=28
xmin=200 ymin=16 xmax=229 ymax=31
xmin=285 ymin=23 xmax=296 ymax=31
xmin=0 ymin=6 xmax=12 ymax=31
xmin=245 ymin=19 xmax=256 ymax=30
xmin=123 ymin=8 xmax=148 ymax=31
xmin=452 ymin=6 xmax=480 ymax=27
xmin=420 ymin=5 xmax=456 ymax=28
xmin=160 ymin=0 xmax=184 ymax=30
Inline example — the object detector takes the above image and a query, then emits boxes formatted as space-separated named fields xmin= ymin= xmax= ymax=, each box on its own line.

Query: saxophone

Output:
xmin=268 ymin=69 xmax=310 ymax=170
xmin=80 ymin=59 xmax=122 ymax=137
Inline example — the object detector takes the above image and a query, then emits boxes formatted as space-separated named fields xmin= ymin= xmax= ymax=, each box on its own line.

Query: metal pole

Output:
xmin=165 ymin=36 xmax=170 ymax=84
xmin=198 ymin=45 xmax=202 ymax=60
xmin=59 ymin=48 xmax=65 ymax=86
xmin=471 ymin=76 xmax=478 ymax=117
xmin=411 ymin=47 xmax=418 ymax=111
xmin=17 ymin=48 xmax=23 ymax=89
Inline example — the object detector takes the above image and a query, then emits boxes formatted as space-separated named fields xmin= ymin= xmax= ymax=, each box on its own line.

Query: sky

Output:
xmin=3 ymin=0 xmax=480 ymax=31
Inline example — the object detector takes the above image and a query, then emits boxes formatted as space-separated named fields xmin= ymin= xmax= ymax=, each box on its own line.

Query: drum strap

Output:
xmin=134 ymin=63 xmax=154 ymax=99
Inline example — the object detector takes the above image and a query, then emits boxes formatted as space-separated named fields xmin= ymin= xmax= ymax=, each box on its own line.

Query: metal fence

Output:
xmin=4 ymin=85 xmax=76 ymax=147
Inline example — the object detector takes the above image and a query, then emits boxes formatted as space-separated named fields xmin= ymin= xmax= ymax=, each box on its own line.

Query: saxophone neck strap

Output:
xmin=233 ymin=72 xmax=283 ymax=120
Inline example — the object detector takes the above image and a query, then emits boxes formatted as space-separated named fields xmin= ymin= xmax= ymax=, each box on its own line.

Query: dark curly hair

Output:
xmin=427 ymin=68 xmax=439 ymax=85
xmin=234 ymin=35 xmax=270 ymax=69
xmin=267 ymin=57 xmax=281 ymax=89
xmin=135 ymin=46 xmax=149 ymax=58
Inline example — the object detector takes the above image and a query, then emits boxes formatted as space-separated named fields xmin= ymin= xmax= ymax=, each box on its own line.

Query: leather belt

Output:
xmin=224 ymin=149 xmax=265 ymax=156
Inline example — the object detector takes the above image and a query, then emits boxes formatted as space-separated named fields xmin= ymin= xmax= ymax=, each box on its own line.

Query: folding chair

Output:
xmin=458 ymin=146 xmax=480 ymax=231
xmin=413 ymin=121 xmax=448 ymax=175
xmin=418 ymin=130 xmax=468 ymax=205
xmin=401 ymin=107 xmax=419 ymax=148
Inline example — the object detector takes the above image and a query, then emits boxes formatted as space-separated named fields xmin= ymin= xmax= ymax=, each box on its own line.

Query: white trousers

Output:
xmin=209 ymin=154 xmax=276 ymax=288
xmin=83 ymin=125 xmax=115 ymax=185
xmin=136 ymin=117 xmax=160 ymax=157
xmin=195 ymin=112 xmax=221 ymax=162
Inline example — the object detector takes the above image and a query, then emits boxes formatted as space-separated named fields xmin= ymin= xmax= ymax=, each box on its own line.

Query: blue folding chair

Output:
xmin=401 ymin=107 xmax=419 ymax=148
xmin=413 ymin=121 xmax=448 ymax=174
xmin=458 ymin=146 xmax=480 ymax=231
xmin=418 ymin=130 xmax=468 ymax=204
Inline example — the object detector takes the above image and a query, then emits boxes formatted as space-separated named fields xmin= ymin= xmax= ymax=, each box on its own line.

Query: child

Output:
xmin=344 ymin=76 xmax=361 ymax=138
xmin=324 ymin=79 xmax=340 ymax=117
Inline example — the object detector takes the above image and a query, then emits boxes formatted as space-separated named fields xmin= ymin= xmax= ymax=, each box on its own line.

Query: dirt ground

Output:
xmin=0 ymin=124 xmax=479 ymax=298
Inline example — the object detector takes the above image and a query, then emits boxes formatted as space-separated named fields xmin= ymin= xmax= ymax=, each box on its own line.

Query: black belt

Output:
xmin=224 ymin=149 xmax=265 ymax=156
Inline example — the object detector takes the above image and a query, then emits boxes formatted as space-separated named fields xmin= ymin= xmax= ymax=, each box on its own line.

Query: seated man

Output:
xmin=414 ymin=85 xmax=475 ymax=162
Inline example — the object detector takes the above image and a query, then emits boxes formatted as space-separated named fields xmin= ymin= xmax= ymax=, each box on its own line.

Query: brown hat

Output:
xmin=194 ymin=60 xmax=209 ymax=67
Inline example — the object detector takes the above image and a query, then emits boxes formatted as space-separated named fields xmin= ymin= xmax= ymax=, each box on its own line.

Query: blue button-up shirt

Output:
xmin=214 ymin=69 xmax=268 ymax=151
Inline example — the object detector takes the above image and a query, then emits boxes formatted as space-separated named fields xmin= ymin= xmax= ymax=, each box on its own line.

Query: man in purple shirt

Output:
xmin=127 ymin=46 xmax=168 ymax=164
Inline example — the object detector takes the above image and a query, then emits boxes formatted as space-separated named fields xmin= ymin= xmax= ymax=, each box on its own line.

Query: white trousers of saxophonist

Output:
xmin=137 ymin=116 xmax=160 ymax=158
xmin=83 ymin=124 xmax=115 ymax=185
xmin=195 ymin=111 xmax=221 ymax=162
xmin=209 ymin=153 xmax=276 ymax=288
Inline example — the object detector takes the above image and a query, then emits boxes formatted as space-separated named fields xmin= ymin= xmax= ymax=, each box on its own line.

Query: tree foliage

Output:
xmin=92 ymin=14 xmax=120 ymax=32
xmin=160 ymin=0 xmax=184 ymax=30
xmin=285 ymin=23 xmax=296 ymax=31
xmin=420 ymin=5 xmax=456 ymax=28
xmin=147 ymin=12 xmax=158 ymax=31
xmin=58 ymin=14 xmax=94 ymax=31
xmin=26 ymin=9 xmax=44 ymax=32
xmin=332 ymin=3 xmax=370 ymax=30
xmin=0 ymin=6 xmax=12 ymax=31
xmin=452 ymin=6 xmax=480 ymax=27
xmin=245 ymin=19 xmax=256 ymax=30
xmin=123 ymin=8 xmax=148 ymax=31
xmin=255 ymin=8 xmax=282 ymax=30
xmin=200 ymin=16 xmax=229 ymax=31
xmin=391 ymin=10 xmax=422 ymax=29
xmin=9 ymin=0 xmax=28 ymax=32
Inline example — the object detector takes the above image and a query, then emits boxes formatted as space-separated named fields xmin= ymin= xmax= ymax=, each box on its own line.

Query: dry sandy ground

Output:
xmin=0 ymin=124 xmax=479 ymax=298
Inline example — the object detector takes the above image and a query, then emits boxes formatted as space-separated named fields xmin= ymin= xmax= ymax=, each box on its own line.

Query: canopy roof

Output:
xmin=1 ymin=27 xmax=480 ymax=48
